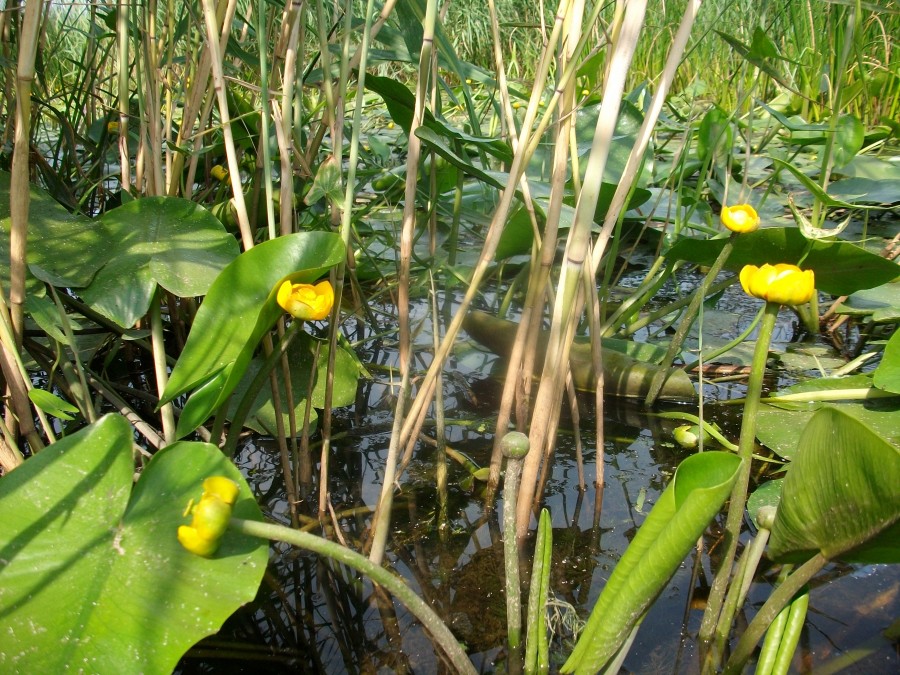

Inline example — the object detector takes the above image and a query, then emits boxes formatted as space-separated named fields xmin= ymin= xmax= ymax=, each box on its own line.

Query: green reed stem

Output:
xmin=501 ymin=432 xmax=529 ymax=674
xmin=699 ymin=301 xmax=780 ymax=656
xmin=228 ymin=518 xmax=476 ymax=675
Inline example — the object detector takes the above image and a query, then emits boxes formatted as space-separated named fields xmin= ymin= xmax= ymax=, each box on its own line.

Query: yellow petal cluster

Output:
xmin=177 ymin=476 xmax=240 ymax=557
xmin=211 ymin=165 xmax=229 ymax=182
xmin=276 ymin=279 xmax=334 ymax=321
xmin=739 ymin=263 xmax=815 ymax=306
xmin=721 ymin=204 xmax=760 ymax=233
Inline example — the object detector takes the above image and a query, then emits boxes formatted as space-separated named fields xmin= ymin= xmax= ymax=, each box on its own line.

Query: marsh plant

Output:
xmin=0 ymin=0 xmax=898 ymax=673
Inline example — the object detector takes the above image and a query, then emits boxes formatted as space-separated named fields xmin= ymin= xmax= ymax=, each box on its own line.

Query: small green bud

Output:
xmin=500 ymin=431 xmax=530 ymax=459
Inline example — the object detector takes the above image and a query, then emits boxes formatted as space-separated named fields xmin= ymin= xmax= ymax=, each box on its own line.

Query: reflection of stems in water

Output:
xmin=644 ymin=234 xmax=737 ymax=406
xmin=624 ymin=275 xmax=736 ymax=337
xmin=699 ymin=302 xmax=779 ymax=659
xmin=229 ymin=518 xmax=477 ymax=675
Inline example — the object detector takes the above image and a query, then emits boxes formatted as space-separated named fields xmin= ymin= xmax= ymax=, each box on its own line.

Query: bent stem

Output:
xmin=699 ymin=301 xmax=780 ymax=659
xmin=229 ymin=518 xmax=476 ymax=675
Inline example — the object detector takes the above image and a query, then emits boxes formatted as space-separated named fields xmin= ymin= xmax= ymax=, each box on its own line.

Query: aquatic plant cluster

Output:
xmin=0 ymin=1 xmax=898 ymax=673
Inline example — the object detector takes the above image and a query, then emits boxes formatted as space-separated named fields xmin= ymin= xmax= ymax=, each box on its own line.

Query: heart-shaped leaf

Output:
xmin=768 ymin=406 xmax=900 ymax=564
xmin=0 ymin=414 xmax=267 ymax=673
xmin=79 ymin=197 xmax=239 ymax=327
xmin=0 ymin=170 xmax=105 ymax=292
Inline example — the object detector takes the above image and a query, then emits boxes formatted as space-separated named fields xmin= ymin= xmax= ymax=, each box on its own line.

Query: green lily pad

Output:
xmin=665 ymin=226 xmax=899 ymax=296
xmin=756 ymin=375 xmax=900 ymax=459
xmin=79 ymin=197 xmax=239 ymax=327
xmin=0 ymin=170 xmax=105 ymax=292
xmin=0 ymin=414 xmax=267 ymax=673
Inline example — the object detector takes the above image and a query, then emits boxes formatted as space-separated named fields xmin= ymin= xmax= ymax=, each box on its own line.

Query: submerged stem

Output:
xmin=699 ymin=301 xmax=780 ymax=658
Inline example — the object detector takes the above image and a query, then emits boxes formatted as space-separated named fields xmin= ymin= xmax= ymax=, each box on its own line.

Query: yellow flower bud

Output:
xmin=190 ymin=493 xmax=234 ymax=540
xmin=739 ymin=263 xmax=815 ymax=306
xmin=177 ymin=476 xmax=239 ymax=558
xmin=276 ymin=280 xmax=334 ymax=321
xmin=721 ymin=204 xmax=760 ymax=233
xmin=211 ymin=165 xmax=229 ymax=182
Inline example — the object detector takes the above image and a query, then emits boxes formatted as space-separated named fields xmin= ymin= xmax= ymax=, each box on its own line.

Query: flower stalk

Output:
xmin=228 ymin=517 xmax=477 ymax=675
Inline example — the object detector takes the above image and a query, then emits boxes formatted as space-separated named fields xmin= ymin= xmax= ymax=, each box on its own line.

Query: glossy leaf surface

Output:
xmin=769 ymin=407 xmax=900 ymax=564
xmin=561 ymin=452 xmax=741 ymax=674
xmin=161 ymin=232 xmax=344 ymax=436
xmin=0 ymin=415 xmax=267 ymax=673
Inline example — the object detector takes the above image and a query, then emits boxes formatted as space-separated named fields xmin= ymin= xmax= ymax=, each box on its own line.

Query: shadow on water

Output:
xmin=177 ymin=286 xmax=899 ymax=674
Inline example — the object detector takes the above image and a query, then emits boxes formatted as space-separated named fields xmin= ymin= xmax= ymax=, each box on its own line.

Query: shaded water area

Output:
xmin=178 ymin=278 xmax=899 ymax=674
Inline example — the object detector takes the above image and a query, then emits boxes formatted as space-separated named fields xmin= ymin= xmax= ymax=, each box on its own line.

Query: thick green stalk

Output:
xmin=723 ymin=554 xmax=826 ymax=674
xmin=150 ymin=291 xmax=175 ymax=444
xmin=228 ymin=518 xmax=476 ymax=675
xmin=699 ymin=302 xmax=780 ymax=655
xmin=502 ymin=432 xmax=530 ymax=673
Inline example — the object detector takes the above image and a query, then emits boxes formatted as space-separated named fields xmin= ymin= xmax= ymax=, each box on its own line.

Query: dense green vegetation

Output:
xmin=0 ymin=0 xmax=898 ymax=672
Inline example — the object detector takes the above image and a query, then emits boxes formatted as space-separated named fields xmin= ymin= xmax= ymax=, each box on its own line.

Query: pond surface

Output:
xmin=178 ymin=277 xmax=899 ymax=674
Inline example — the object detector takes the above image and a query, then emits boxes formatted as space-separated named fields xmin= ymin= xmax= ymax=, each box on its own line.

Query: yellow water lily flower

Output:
xmin=739 ymin=263 xmax=815 ymax=306
xmin=277 ymin=280 xmax=334 ymax=321
xmin=721 ymin=204 xmax=759 ymax=233
xmin=177 ymin=476 xmax=239 ymax=557
xmin=211 ymin=165 xmax=229 ymax=182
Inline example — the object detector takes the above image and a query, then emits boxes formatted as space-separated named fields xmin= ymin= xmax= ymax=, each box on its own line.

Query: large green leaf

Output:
xmin=561 ymin=452 xmax=741 ymax=674
xmin=831 ymin=114 xmax=866 ymax=169
xmin=665 ymin=226 xmax=899 ymax=296
xmin=0 ymin=415 xmax=267 ymax=673
xmin=79 ymin=197 xmax=239 ymax=327
xmin=366 ymin=74 xmax=512 ymax=162
xmin=768 ymin=407 xmax=900 ymax=564
xmin=756 ymin=375 xmax=900 ymax=459
xmin=874 ymin=329 xmax=900 ymax=394
xmin=0 ymin=170 xmax=108 ymax=291
xmin=161 ymin=232 xmax=344 ymax=436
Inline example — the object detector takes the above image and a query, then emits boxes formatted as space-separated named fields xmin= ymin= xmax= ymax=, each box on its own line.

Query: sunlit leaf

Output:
xmin=28 ymin=389 xmax=79 ymax=420
xmin=874 ymin=330 xmax=900 ymax=394
xmin=561 ymin=452 xmax=741 ymax=674
xmin=768 ymin=407 xmax=900 ymax=564
xmin=79 ymin=197 xmax=240 ymax=327
xmin=0 ymin=415 xmax=267 ymax=673
xmin=161 ymin=232 xmax=344 ymax=437
xmin=832 ymin=114 xmax=865 ymax=168
xmin=665 ymin=226 xmax=900 ymax=296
